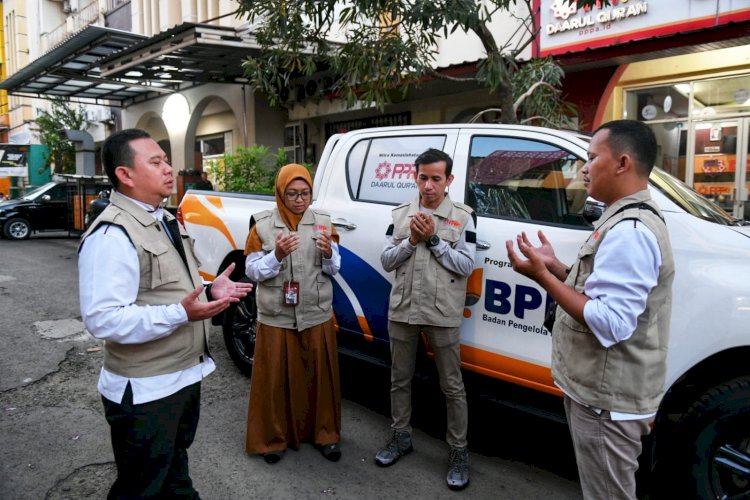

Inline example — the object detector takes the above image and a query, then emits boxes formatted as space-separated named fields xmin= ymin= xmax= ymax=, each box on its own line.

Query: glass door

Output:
xmin=691 ymin=119 xmax=749 ymax=219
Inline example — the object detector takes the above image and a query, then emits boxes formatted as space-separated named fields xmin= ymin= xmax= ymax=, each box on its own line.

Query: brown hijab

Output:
xmin=274 ymin=163 xmax=312 ymax=231
xmin=244 ymin=164 xmax=338 ymax=254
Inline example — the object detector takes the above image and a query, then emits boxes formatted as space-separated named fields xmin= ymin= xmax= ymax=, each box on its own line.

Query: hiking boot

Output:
xmin=374 ymin=430 xmax=413 ymax=467
xmin=446 ymin=446 xmax=470 ymax=490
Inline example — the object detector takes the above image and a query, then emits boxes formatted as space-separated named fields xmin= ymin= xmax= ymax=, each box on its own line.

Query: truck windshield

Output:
xmin=649 ymin=168 xmax=739 ymax=226
xmin=21 ymin=182 xmax=57 ymax=201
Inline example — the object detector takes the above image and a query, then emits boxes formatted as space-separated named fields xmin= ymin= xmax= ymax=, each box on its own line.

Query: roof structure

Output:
xmin=0 ymin=23 xmax=263 ymax=107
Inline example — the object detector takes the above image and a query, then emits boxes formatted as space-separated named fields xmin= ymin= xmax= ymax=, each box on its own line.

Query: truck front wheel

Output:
xmin=221 ymin=284 xmax=257 ymax=377
xmin=662 ymin=376 xmax=750 ymax=498
xmin=4 ymin=218 xmax=32 ymax=240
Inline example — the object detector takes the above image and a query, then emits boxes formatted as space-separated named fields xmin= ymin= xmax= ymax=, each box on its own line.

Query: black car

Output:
xmin=0 ymin=180 xmax=110 ymax=239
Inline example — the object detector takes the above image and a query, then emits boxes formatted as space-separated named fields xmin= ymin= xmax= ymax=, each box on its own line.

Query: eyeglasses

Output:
xmin=284 ymin=190 xmax=312 ymax=201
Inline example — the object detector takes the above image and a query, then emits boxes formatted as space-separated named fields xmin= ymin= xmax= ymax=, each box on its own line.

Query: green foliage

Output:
xmin=30 ymin=98 xmax=87 ymax=174
xmin=513 ymin=56 xmax=579 ymax=130
xmin=220 ymin=144 xmax=275 ymax=193
xmin=210 ymin=144 xmax=312 ymax=194
xmin=236 ymin=0 xmax=600 ymax=127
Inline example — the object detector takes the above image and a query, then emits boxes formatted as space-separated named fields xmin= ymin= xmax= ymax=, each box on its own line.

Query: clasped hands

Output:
xmin=274 ymin=229 xmax=333 ymax=260
xmin=409 ymin=211 xmax=435 ymax=245
xmin=181 ymin=262 xmax=254 ymax=321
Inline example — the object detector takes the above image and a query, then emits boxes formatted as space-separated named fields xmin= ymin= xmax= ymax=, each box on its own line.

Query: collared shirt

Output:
xmin=78 ymin=192 xmax=215 ymax=405
xmin=567 ymin=218 xmax=661 ymax=420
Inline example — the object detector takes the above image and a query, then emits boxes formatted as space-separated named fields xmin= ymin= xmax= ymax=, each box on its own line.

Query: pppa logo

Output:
xmin=550 ymin=0 xmax=577 ymax=19
xmin=550 ymin=0 xmax=611 ymax=20
xmin=375 ymin=162 xmax=392 ymax=180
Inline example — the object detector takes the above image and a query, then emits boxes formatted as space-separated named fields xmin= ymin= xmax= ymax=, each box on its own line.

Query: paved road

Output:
xmin=0 ymin=234 xmax=582 ymax=499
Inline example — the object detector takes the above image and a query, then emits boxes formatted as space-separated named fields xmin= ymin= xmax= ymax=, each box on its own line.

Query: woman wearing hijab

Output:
xmin=244 ymin=163 xmax=342 ymax=464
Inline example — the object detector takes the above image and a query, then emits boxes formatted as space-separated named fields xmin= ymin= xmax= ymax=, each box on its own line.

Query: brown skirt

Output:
xmin=245 ymin=317 xmax=341 ymax=454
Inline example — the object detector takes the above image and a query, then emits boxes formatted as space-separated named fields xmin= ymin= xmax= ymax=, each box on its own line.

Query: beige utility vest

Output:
xmin=552 ymin=190 xmax=675 ymax=413
xmin=80 ymin=190 xmax=209 ymax=378
xmin=253 ymin=208 xmax=334 ymax=331
xmin=388 ymin=195 xmax=473 ymax=328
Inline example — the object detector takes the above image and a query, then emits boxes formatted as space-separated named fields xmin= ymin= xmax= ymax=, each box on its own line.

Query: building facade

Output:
xmin=540 ymin=0 xmax=750 ymax=219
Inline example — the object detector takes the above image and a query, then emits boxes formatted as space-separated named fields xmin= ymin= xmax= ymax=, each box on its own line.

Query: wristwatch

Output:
xmin=426 ymin=234 xmax=441 ymax=248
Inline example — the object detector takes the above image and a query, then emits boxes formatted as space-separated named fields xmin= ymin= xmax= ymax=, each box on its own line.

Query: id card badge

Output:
xmin=284 ymin=280 xmax=300 ymax=306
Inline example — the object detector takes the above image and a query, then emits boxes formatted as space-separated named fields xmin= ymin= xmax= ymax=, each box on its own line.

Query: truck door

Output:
xmin=451 ymin=128 xmax=591 ymax=393
xmin=34 ymin=183 xmax=70 ymax=231
xmin=313 ymin=129 xmax=458 ymax=348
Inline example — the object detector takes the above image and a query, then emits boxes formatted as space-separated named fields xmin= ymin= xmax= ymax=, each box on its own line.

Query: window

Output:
xmin=346 ymin=135 xmax=446 ymax=204
xmin=284 ymin=123 xmax=304 ymax=163
xmin=196 ymin=134 xmax=226 ymax=157
xmin=467 ymin=136 xmax=588 ymax=227
xmin=47 ymin=184 xmax=70 ymax=202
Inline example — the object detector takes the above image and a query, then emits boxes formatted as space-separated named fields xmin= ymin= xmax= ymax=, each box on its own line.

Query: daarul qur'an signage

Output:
xmin=538 ymin=0 xmax=750 ymax=56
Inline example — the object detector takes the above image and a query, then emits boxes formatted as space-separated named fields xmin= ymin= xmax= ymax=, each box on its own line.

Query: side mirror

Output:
xmin=40 ymin=194 xmax=51 ymax=203
xmin=583 ymin=198 xmax=606 ymax=224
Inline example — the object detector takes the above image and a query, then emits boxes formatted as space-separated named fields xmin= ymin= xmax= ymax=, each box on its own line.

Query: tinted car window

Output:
xmin=467 ymin=136 xmax=588 ymax=227
xmin=47 ymin=184 xmax=70 ymax=201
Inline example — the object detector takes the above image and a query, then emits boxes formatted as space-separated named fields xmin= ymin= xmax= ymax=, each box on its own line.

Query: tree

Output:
xmin=31 ymin=98 xmax=88 ymax=174
xmin=209 ymin=144 xmax=311 ymax=193
xmin=237 ymin=0 xmax=602 ymax=128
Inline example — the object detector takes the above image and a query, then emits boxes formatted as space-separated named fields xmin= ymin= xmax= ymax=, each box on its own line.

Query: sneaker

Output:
xmin=374 ymin=430 xmax=413 ymax=467
xmin=446 ymin=446 xmax=470 ymax=490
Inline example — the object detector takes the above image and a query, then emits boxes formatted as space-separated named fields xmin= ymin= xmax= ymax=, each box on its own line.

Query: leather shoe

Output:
xmin=446 ymin=446 xmax=469 ymax=490
xmin=263 ymin=451 xmax=283 ymax=464
xmin=374 ymin=430 xmax=413 ymax=467
xmin=320 ymin=443 xmax=341 ymax=462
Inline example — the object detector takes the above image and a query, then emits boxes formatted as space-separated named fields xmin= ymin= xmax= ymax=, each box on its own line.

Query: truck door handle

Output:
xmin=476 ymin=239 xmax=491 ymax=250
xmin=332 ymin=218 xmax=357 ymax=230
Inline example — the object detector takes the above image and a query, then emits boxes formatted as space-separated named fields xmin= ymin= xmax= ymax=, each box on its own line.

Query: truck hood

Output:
xmin=0 ymin=199 xmax=32 ymax=211
xmin=729 ymin=224 xmax=750 ymax=238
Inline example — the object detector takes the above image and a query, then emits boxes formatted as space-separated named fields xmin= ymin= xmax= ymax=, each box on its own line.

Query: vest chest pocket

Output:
xmin=141 ymin=240 xmax=182 ymax=289
xmin=437 ymin=226 xmax=461 ymax=245
xmin=572 ymin=242 xmax=596 ymax=291
xmin=393 ymin=226 xmax=411 ymax=243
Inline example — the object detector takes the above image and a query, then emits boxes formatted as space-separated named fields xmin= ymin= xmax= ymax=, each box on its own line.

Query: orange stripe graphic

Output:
xmin=181 ymin=195 xmax=237 ymax=249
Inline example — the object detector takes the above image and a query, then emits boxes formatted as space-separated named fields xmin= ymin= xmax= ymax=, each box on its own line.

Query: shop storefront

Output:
xmin=623 ymin=72 xmax=750 ymax=219
xmin=538 ymin=0 xmax=750 ymax=219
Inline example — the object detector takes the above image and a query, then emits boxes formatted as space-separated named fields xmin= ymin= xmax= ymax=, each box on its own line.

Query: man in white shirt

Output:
xmin=506 ymin=120 xmax=674 ymax=500
xmin=78 ymin=128 xmax=252 ymax=499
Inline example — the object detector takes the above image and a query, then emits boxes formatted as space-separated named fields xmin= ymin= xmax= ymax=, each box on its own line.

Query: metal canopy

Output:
xmin=99 ymin=23 xmax=263 ymax=85
xmin=0 ymin=23 xmax=263 ymax=108
xmin=0 ymin=25 xmax=154 ymax=106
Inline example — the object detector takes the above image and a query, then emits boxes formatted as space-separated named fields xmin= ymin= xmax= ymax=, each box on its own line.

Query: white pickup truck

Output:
xmin=178 ymin=124 xmax=750 ymax=498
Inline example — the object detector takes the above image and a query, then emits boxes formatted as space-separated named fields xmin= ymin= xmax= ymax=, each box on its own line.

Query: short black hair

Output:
xmin=101 ymin=129 xmax=151 ymax=188
xmin=594 ymin=120 xmax=657 ymax=176
xmin=415 ymin=148 xmax=453 ymax=177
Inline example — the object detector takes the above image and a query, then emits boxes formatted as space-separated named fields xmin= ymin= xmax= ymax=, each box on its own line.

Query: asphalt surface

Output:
xmin=0 ymin=233 xmax=582 ymax=499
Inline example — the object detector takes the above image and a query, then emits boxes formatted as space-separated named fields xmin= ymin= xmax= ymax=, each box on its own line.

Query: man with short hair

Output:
xmin=375 ymin=148 xmax=477 ymax=491
xmin=506 ymin=120 xmax=675 ymax=499
xmin=79 ymin=128 xmax=252 ymax=498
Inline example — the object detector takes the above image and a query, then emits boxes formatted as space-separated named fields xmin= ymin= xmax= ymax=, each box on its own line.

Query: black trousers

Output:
xmin=102 ymin=381 xmax=202 ymax=500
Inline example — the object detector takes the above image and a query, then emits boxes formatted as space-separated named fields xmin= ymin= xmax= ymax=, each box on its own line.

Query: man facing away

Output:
xmin=375 ymin=148 xmax=477 ymax=491
xmin=506 ymin=120 xmax=674 ymax=499
xmin=78 ymin=128 xmax=252 ymax=499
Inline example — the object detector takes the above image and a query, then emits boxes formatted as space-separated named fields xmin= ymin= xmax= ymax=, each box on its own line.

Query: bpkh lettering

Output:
xmin=484 ymin=279 xmax=554 ymax=320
